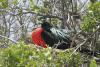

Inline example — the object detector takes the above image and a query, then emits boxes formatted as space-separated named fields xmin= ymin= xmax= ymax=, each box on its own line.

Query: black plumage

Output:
xmin=41 ymin=22 xmax=73 ymax=49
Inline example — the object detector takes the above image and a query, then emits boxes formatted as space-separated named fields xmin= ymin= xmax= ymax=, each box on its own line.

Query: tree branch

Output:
xmin=0 ymin=35 xmax=19 ymax=45
xmin=61 ymin=0 xmax=71 ymax=29
xmin=0 ymin=9 xmax=63 ymax=20
xmin=71 ymin=30 xmax=82 ymax=48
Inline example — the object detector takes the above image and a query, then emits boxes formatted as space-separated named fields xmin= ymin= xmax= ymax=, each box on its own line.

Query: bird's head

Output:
xmin=41 ymin=22 xmax=52 ymax=29
xmin=42 ymin=22 xmax=52 ymax=27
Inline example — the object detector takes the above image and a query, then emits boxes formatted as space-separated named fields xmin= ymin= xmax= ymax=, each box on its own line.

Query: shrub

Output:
xmin=0 ymin=41 xmax=83 ymax=67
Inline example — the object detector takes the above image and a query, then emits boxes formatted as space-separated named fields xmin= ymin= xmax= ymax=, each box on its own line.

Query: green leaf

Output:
xmin=90 ymin=58 xmax=97 ymax=67
xmin=56 ymin=63 xmax=60 ymax=67
xmin=67 ymin=2 xmax=69 ymax=5
xmin=88 ymin=2 xmax=92 ymax=6
xmin=19 ymin=8 xmax=22 ymax=13
xmin=54 ymin=9 xmax=56 ymax=12
xmin=4 ymin=39 xmax=8 ymax=43
xmin=85 ymin=6 xmax=88 ymax=8
xmin=83 ymin=16 xmax=87 ymax=20
xmin=23 ymin=0 xmax=26 ymax=3
xmin=12 ymin=0 xmax=18 ymax=4
xmin=12 ymin=1 xmax=15 ymax=4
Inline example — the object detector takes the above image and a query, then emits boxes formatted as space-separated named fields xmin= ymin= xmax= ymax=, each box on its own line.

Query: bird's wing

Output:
xmin=41 ymin=30 xmax=54 ymax=47
xmin=50 ymin=28 xmax=72 ymax=44
xmin=50 ymin=28 xmax=72 ymax=38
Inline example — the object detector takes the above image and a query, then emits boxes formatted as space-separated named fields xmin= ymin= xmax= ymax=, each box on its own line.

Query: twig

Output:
xmin=0 ymin=35 xmax=19 ymax=45
xmin=69 ymin=38 xmax=88 ymax=58
xmin=71 ymin=30 xmax=82 ymax=48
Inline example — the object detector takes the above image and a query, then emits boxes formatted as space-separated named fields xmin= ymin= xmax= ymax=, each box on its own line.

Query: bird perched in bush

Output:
xmin=32 ymin=22 xmax=74 ymax=49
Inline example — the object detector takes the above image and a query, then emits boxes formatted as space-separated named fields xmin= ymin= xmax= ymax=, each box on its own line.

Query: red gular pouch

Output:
xmin=32 ymin=27 xmax=47 ymax=48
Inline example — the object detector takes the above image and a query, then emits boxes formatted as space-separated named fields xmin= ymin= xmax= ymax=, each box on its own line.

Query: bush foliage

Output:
xmin=81 ymin=2 xmax=100 ymax=33
xmin=0 ymin=41 xmax=84 ymax=67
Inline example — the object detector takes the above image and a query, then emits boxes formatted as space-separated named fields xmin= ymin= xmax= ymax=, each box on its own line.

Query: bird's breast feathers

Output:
xmin=33 ymin=27 xmax=43 ymax=33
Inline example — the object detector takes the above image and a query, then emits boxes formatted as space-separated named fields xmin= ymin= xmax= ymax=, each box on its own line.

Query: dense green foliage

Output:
xmin=81 ymin=2 xmax=100 ymax=33
xmin=0 ymin=41 xmax=83 ymax=67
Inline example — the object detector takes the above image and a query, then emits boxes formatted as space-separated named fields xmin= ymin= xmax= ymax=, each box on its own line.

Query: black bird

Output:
xmin=32 ymin=22 xmax=74 ymax=49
